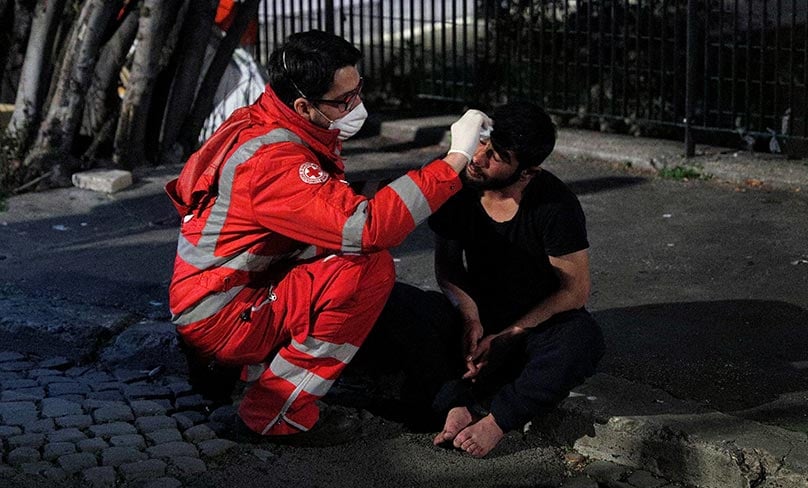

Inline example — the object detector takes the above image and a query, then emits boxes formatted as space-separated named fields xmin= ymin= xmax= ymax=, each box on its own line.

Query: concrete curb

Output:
xmin=549 ymin=375 xmax=808 ymax=488
xmin=376 ymin=117 xmax=808 ymax=192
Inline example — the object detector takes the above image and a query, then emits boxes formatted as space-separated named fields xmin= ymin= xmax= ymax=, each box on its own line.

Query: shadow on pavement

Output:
xmin=594 ymin=300 xmax=808 ymax=412
xmin=568 ymin=175 xmax=648 ymax=195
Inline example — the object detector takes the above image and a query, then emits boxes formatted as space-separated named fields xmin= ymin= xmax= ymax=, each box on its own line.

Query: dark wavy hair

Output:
xmin=490 ymin=102 xmax=556 ymax=169
xmin=267 ymin=30 xmax=363 ymax=107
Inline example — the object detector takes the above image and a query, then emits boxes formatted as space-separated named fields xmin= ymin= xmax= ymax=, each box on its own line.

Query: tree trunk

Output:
xmin=1 ymin=0 xmax=35 ymax=103
xmin=23 ymin=0 xmax=116 ymax=180
xmin=112 ymin=0 xmax=182 ymax=169
xmin=178 ymin=0 xmax=260 ymax=155
xmin=142 ymin=0 xmax=188 ymax=163
xmin=6 ymin=0 xmax=67 ymax=151
xmin=157 ymin=0 xmax=217 ymax=164
xmin=81 ymin=6 xmax=139 ymax=137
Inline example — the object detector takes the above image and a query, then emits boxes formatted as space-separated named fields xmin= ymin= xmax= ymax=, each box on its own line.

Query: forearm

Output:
xmin=437 ymin=277 xmax=481 ymax=324
xmin=502 ymin=287 xmax=588 ymax=337
xmin=442 ymin=152 xmax=469 ymax=174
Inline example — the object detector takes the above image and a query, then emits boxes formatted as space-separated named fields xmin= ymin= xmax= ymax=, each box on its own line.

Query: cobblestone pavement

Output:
xmin=0 ymin=350 xmax=238 ymax=487
xmin=0 ymin=348 xmax=696 ymax=488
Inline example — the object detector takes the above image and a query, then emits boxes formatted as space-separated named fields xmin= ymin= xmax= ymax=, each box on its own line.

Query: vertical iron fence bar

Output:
xmin=475 ymin=0 xmax=480 ymax=104
xmin=586 ymin=1 xmax=592 ymax=115
xmin=348 ymin=0 xmax=354 ymax=41
xmin=564 ymin=0 xmax=575 ymax=111
xmin=367 ymin=0 xmax=374 ymax=85
xmin=550 ymin=0 xmax=564 ymax=104
xmin=772 ymin=0 xmax=783 ymax=132
xmin=631 ymin=0 xmax=636 ymax=119
xmin=804 ymin=0 xmax=807 ymax=137
xmin=297 ymin=0 xmax=302 ymax=31
xmin=274 ymin=0 xmax=278 ymax=53
xmin=645 ymin=0 xmax=651 ymax=120
xmin=787 ymin=0 xmax=795 ymax=141
xmin=759 ymin=0 xmax=767 ymax=131
xmin=409 ymin=0 xmax=414 ymax=95
xmin=441 ymin=0 xmax=447 ymax=98
xmin=451 ymin=0 xmax=457 ymax=97
xmin=324 ymin=0 xmax=334 ymax=33
xmin=377 ymin=0 xmax=382 ymax=85
xmin=400 ymin=0 xmax=405 ymax=99
xmin=390 ymin=0 xmax=395 ymax=92
xmin=504 ymin=2 xmax=511 ymax=100
xmin=685 ymin=0 xmax=697 ymax=157
xmin=430 ymin=0 xmax=436 ymax=96
xmin=539 ymin=1 xmax=546 ymax=102
xmin=279 ymin=0 xmax=286 ymax=43
xmin=702 ymin=0 xmax=710 ymax=130
xmin=377 ymin=0 xmax=384 ymax=93
xmin=609 ymin=0 xmax=616 ymax=116
xmin=659 ymin=0 xmax=666 ymax=122
xmin=528 ymin=0 xmax=535 ymax=102
xmin=550 ymin=0 xmax=558 ymax=103
xmin=462 ymin=0 xmax=468 ymax=101
xmin=494 ymin=2 xmax=501 ymax=102
xmin=623 ymin=0 xmax=629 ymax=119
xmin=597 ymin=2 xmax=604 ymax=115
xmin=745 ymin=0 xmax=752 ymax=134
xmin=672 ymin=0 xmax=681 ymax=128
xmin=773 ymin=0 xmax=782 ymax=134
xmin=717 ymin=0 xmax=724 ymax=130
xmin=731 ymin=0 xmax=738 ymax=128
xmin=420 ymin=0 xmax=425 ymax=97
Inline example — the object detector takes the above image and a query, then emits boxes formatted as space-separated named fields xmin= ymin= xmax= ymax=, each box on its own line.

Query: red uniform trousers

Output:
xmin=178 ymin=251 xmax=395 ymax=435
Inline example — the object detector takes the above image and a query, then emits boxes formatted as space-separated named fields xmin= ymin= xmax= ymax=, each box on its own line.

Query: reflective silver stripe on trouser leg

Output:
xmin=261 ymin=354 xmax=335 ymax=434
xmin=259 ymin=338 xmax=357 ymax=433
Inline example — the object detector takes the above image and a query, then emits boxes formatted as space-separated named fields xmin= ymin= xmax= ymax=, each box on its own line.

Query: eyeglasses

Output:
xmin=307 ymin=78 xmax=364 ymax=113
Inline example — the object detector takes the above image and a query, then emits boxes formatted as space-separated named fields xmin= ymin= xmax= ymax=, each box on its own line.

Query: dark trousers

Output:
xmin=349 ymin=282 xmax=463 ymax=428
xmin=357 ymin=282 xmax=605 ymax=432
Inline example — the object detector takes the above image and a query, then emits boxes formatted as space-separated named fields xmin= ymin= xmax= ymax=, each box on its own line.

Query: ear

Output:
xmin=293 ymin=98 xmax=312 ymax=119
xmin=520 ymin=166 xmax=541 ymax=180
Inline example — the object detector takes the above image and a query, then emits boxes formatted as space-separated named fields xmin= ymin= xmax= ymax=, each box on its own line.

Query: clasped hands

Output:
xmin=461 ymin=319 xmax=525 ymax=380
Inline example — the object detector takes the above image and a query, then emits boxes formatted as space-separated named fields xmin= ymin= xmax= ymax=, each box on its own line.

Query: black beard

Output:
xmin=461 ymin=166 xmax=522 ymax=190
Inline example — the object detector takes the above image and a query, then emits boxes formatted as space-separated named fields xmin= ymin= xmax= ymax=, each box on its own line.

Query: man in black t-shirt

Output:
xmin=350 ymin=102 xmax=604 ymax=455
xmin=425 ymin=102 xmax=604 ymax=457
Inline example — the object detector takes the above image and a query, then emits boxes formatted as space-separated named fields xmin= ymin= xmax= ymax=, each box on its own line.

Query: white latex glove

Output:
xmin=447 ymin=109 xmax=493 ymax=162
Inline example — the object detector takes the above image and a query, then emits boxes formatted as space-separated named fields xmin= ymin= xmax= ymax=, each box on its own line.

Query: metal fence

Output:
xmin=256 ymin=1 xmax=808 ymax=156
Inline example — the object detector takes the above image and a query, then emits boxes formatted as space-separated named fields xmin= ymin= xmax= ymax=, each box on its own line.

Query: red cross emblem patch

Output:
xmin=298 ymin=162 xmax=329 ymax=184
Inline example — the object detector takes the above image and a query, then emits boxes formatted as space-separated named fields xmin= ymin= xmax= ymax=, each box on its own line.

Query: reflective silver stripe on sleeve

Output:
xmin=171 ymin=285 xmax=245 ymax=325
xmin=290 ymin=337 xmax=359 ymax=364
xmin=387 ymin=174 xmax=432 ymax=226
xmin=340 ymin=201 xmax=368 ymax=252
xmin=269 ymin=354 xmax=334 ymax=397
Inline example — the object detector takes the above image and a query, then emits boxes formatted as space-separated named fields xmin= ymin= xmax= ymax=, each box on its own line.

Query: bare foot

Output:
xmin=432 ymin=406 xmax=474 ymax=446
xmin=452 ymin=414 xmax=504 ymax=458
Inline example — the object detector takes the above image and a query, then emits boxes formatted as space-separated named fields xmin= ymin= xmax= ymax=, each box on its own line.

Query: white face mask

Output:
xmin=330 ymin=102 xmax=368 ymax=140
xmin=314 ymin=102 xmax=368 ymax=141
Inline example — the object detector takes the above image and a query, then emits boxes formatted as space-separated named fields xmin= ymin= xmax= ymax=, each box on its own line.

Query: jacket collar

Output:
xmin=254 ymin=85 xmax=344 ymax=171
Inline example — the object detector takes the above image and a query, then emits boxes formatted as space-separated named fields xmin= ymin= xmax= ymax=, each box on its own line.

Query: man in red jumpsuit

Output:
xmin=165 ymin=30 xmax=491 ymax=445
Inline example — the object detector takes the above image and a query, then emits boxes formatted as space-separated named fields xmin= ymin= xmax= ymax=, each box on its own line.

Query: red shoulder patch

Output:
xmin=298 ymin=162 xmax=329 ymax=184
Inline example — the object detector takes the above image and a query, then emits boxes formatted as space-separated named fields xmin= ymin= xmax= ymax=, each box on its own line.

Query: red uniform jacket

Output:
xmin=166 ymin=86 xmax=461 ymax=332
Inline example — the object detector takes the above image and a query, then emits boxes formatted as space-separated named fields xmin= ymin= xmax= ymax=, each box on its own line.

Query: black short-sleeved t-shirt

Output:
xmin=428 ymin=169 xmax=589 ymax=333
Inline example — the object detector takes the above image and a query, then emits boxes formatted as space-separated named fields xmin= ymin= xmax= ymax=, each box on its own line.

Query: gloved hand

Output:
xmin=447 ymin=109 xmax=493 ymax=162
